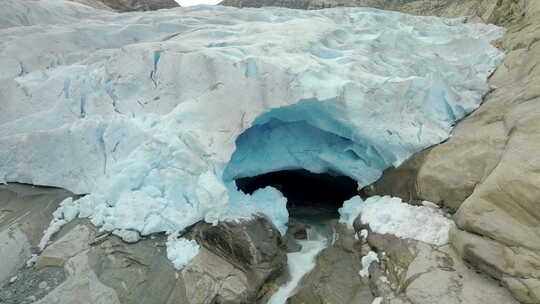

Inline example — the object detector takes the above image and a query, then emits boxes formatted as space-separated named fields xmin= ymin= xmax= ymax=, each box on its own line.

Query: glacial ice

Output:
xmin=340 ymin=196 xmax=455 ymax=245
xmin=0 ymin=0 xmax=503 ymax=267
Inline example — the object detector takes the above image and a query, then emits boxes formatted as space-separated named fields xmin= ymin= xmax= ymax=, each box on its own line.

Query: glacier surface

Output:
xmin=0 ymin=0 xmax=503 ymax=265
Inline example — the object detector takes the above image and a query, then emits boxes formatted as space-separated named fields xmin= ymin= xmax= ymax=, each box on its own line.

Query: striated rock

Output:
xmin=35 ymin=252 xmax=122 ymax=304
xmin=187 ymin=216 xmax=287 ymax=302
xmin=6 ymin=217 xmax=286 ymax=304
xmin=0 ymin=184 xmax=73 ymax=283
xmin=182 ymin=247 xmax=252 ymax=304
xmin=364 ymin=230 xmax=519 ymax=304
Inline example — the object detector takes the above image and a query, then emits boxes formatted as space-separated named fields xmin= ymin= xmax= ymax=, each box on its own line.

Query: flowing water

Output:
xmin=267 ymin=218 xmax=331 ymax=304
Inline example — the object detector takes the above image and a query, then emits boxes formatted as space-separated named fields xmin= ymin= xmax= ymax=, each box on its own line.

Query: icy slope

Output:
xmin=0 ymin=0 xmax=503 ymax=258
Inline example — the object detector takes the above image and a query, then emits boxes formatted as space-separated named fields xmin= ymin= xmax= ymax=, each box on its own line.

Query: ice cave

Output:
xmin=0 ymin=0 xmax=505 ymax=274
xmin=235 ymin=169 xmax=358 ymax=217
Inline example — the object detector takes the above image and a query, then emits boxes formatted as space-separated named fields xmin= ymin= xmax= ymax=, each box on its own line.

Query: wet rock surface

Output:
xmin=289 ymin=221 xmax=374 ymax=304
xmin=185 ymin=217 xmax=287 ymax=303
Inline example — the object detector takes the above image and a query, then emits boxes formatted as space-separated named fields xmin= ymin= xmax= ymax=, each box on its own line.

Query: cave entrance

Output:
xmin=235 ymin=169 xmax=358 ymax=219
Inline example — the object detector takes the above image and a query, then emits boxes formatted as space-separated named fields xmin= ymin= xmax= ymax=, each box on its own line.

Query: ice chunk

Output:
xmin=372 ymin=297 xmax=383 ymax=304
xmin=338 ymin=196 xmax=364 ymax=229
xmin=359 ymin=250 xmax=379 ymax=278
xmin=166 ymin=236 xmax=200 ymax=270
xmin=341 ymin=196 xmax=455 ymax=245
xmin=39 ymin=197 xmax=78 ymax=250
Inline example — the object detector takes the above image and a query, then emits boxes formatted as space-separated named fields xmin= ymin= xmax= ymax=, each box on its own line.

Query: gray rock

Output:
xmin=187 ymin=216 xmax=287 ymax=303
xmin=0 ymin=184 xmax=72 ymax=283
xmin=0 ymin=183 xmax=288 ymax=304
xmin=289 ymin=221 xmax=373 ymax=304
xmin=363 ymin=230 xmax=519 ymax=304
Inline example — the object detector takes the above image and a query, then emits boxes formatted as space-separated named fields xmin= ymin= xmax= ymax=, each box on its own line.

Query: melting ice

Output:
xmin=0 ymin=0 xmax=504 ymax=266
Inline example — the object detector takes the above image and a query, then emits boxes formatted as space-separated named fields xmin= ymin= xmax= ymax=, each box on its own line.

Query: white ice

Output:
xmin=0 ymin=0 xmax=503 ymax=266
xmin=340 ymin=196 xmax=455 ymax=245
xmin=372 ymin=297 xmax=383 ymax=304
xmin=166 ymin=236 xmax=201 ymax=269
xmin=359 ymin=250 xmax=379 ymax=278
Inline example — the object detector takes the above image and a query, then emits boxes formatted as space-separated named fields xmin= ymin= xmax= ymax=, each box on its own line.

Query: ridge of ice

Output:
xmin=1 ymin=0 xmax=503 ymax=266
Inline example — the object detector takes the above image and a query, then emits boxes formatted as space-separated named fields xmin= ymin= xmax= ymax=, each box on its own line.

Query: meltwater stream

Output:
xmin=268 ymin=219 xmax=331 ymax=304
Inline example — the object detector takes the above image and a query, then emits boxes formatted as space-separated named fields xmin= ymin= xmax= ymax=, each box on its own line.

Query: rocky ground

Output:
xmin=0 ymin=183 xmax=523 ymax=304
xmin=1 ymin=184 xmax=287 ymax=304
xmin=64 ymin=0 xmax=179 ymax=12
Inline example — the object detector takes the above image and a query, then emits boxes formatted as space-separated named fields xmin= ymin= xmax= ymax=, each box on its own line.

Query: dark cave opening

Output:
xmin=235 ymin=169 xmax=358 ymax=218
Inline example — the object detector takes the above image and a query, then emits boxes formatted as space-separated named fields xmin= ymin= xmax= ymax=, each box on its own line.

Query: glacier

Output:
xmin=0 ymin=0 xmax=504 ymax=265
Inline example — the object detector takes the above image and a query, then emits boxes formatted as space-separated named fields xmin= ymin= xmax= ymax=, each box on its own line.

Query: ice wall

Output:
xmin=0 ymin=0 xmax=504 ymax=259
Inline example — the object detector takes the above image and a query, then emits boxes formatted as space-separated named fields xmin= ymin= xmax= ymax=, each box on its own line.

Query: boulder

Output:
xmin=288 ymin=221 xmax=373 ymax=304
xmin=187 ymin=216 xmax=287 ymax=302
xmin=364 ymin=230 xmax=519 ymax=304
xmin=0 ymin=183 xmax=287 ymax=304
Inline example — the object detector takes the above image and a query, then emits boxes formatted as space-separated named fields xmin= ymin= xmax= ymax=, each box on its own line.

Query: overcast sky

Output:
xmin=175 ymin=0 xmax=221 ymax=6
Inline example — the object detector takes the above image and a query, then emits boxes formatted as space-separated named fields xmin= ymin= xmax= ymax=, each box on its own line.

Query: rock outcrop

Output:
xmin=185 ymin=217 xmax=287 ymax=303
xmin=289 ymin=221 xmax=374 ymax=304
xmin=360 ymin=228 xmax=519 ymax=304
xmin=0 ymin=184 xmax=73 ymax=284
